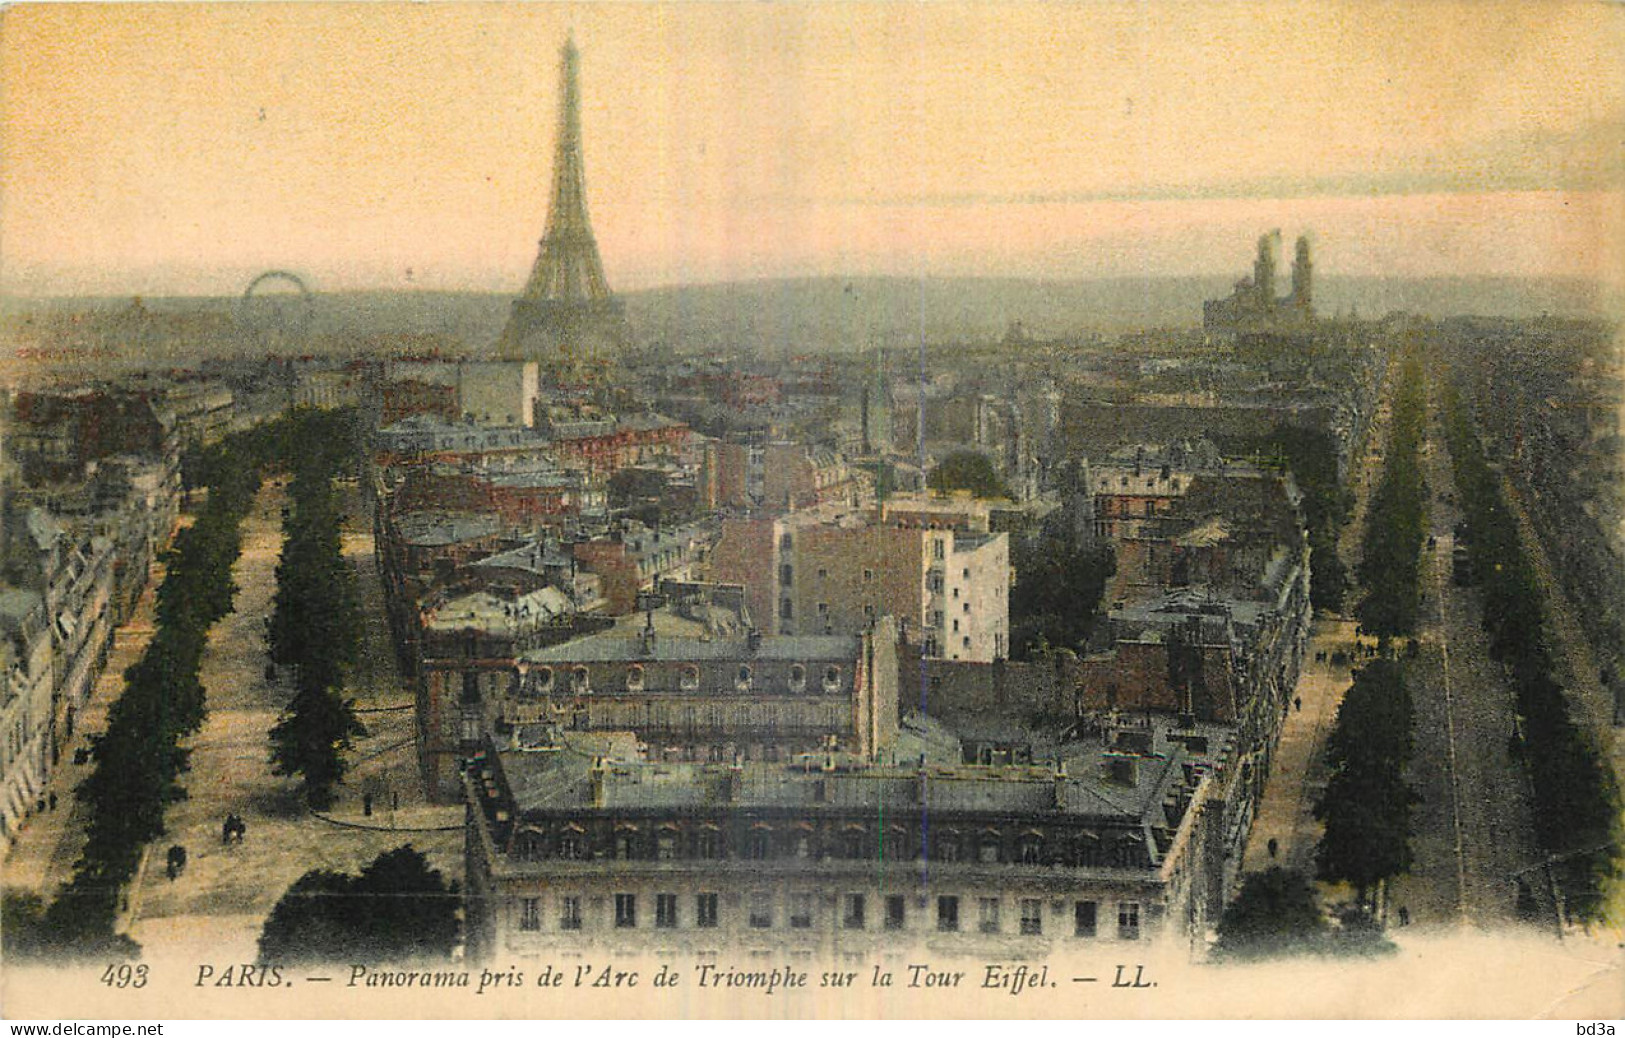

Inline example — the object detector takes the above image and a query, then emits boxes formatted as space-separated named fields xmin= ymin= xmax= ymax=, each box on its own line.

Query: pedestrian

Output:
xmin=1267 ymin=837 xmax=1279 ymax=858
xmin=48 ymin=791 xmax=56 ymax=812
xmin=363 ymin=792 xmax=374 ymax=817
xmin=1294 ymin=696 xmax=1302 ymax=712
xmin=1398 ymin=906 xmax=1410 ymax=927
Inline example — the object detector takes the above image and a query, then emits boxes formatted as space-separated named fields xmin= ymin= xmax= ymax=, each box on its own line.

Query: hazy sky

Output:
xmin=3 ymin=1 xmax=1622 ymax=296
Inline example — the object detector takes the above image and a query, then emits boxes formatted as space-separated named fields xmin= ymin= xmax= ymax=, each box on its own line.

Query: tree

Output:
xmin=1009 ymin=524 xmax=1113 ymax=660
xmin=258 ymin=846 xmax=459 ymax=963
xmin=1355 ymin=352 xmax=1428 ymax=640
xmin=1314 ymin=660 xmax=1417 ymax=908
xmin=1213 ymin=868 xmax=1327 ymax=960
xmin=607 ymin=467 xmax=668 ymax=510
xmin=926 ymin=451 xmax=1009 ymax=499
xmin=268 ymin=683 xmax=366 ymax=811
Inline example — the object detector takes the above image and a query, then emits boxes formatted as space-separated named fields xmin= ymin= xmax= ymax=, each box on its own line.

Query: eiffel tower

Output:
xmin=501 ymin=36 xmax=629 ymax=375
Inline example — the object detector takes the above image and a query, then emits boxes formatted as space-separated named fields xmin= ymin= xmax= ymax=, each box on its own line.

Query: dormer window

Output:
xmin=625 ymin=664 xmax=645 ymax=692
xmin=680 ymin=665 xmax=700 ymax=691
xmin=735 ymin=665 xmax=753 ymax=692
xmin=822 ymin=666 xmax=842 ymax=693
xmin=534 ymin=667 xmax=554 ymax=694
xmin=572 ymin=666 xmax=590 ymax=693
xmin=788 ymin=664 xmax=807 ymax=693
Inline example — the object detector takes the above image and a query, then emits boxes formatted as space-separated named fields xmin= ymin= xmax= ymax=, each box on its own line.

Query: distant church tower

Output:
xmin=501 ymin=36 xmax=629 ymax=376
xmin=1290 ymin=234 xmax=1314 ymax=316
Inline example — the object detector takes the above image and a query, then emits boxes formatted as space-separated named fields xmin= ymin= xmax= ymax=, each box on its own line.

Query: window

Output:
xmin=884 ymin=895 xmax=906 ymax=931
xmin=614 ymin=894 xmax=637 ymax=929
xmin=559 ymin=833 xmax=583 ymax=860
xmin=937 ymin=896 xmax=960 ymax=932
xmin=781 ymin=564 xmax=793 ymax=586
xmin=749 ymin=893 xmax=773 ymax=929
xmin=843 ymin=829 xmax=867 ymax=859
xmin=1019 ymin=837 xmax=1043 ymax=865
xmin=933 ymin=540 xmax=946 ymax=560
xmin=533 ymin=666 xmax=554 ymax=693
xmin=519 ymin=898 xmax=541 ymax=932
xmin=962 ymin=637 xmax=971 ymax=649
xmin=780 ymin=533 xmax=793 ymax=551
xmin=616 ymin=831 xmax=638 ymax=860
xmin=843 ymin=894 xmax=866 ymax=930
xmin=780 ymin=598 xmax=793 ymax=620
xmin=977 ymin=897 xmax=1000 ymax=934
xmin=625 ymin=664 xmax=644 ymax=692
xmin=961 ymin=568 xmax=970 ymax=579
xmin=559 ymin=896 xmax=582 ymax=931
xmin=656 ymin=894 xmax=678 ymax=929
xmin=791 ymin=893 xmax=814 ymax=929
xmin=572 ymin=666 xmax=590 ymax=693
xmin=823 ymin=666 xmax=841 ymax=692
xmin=935 ymin=835 xmax=960 ymax=862
xmin=1074 ymin=901 xmax=1097 ymax=938
xmin=746 ymin=829 xmax=772 ymax=860
xmin=657 ymin=830 xmax=678 ymax=860
xmin=1020 ymin=898 xmax=1043 ymax=936
xmin=1117 ymin=902 xmax=1140 ymax=940
xmin=735 ymin=665 xmax=752 ymax=691
xmin=932 ymin=611 xmax=944 ymax=627
xmin=952 ymin=587 xmax=959 ymax=599
xmin=516 ymin=830 xmax=545 ymax=861
xmin=817 ymin=567 xmax=828 ymax=579
xmin=696 ymin=893 xmax=719 ymax=929
xmin=863 ymin=603 xmax=875 ymax=618
xmin=789 ymin=664 xmax=807 ymax=692
xmin=863 ymin=568 xmax=874 ymax=582
xmin=978 ymin=836 xmax=1001 ymax=864
xmin=817 ymin=601 xmax=829 ymax=615
xmin=680 ymin=665 xmax=700 ymax=690
xmin=962 ymin=602 xmax=970 ymax=613
xmin=952 ymin=619 xmax=959 ymax=633
xmin=1144 ymin=500 xmax=1155 ymax=517
xmin=696 ymin=829 xmax=721 ymax=859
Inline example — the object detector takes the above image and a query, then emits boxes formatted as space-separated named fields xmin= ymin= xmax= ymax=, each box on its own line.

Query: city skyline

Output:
xmin=1 ymin=2 xmax=1622 ymax=298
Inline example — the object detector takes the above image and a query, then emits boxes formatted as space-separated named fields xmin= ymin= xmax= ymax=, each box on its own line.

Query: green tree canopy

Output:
xmin=258 ymin=846 xmax=460 ymax=964
xmin=926 ymin=451 xmax=1009 ymax=499
xmin=1213 ymin=868 xmax=1327 ymax=960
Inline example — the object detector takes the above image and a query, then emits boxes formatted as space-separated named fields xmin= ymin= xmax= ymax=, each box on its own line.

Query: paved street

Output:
xmin=1241 ymin=368 xmax=1555 ymax=938
xmin=4 ymin=480 xmax=461 ymax=960
xmin=1501 ymin=457 xmax=1625 ymax=928
xmin=1242 ymin=378 xmax=1390 ymax=880
xmin=124 ymin=479 xmax=462 ymax=960
xmin=1385 ymin=409 xmax=1547 ymax=933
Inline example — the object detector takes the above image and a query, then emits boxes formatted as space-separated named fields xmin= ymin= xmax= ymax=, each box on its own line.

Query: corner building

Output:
xmin=463 ymin=715 xmax=1243 ymax=961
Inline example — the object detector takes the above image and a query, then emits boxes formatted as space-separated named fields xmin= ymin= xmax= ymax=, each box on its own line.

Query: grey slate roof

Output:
xmin=520 ymin=632 xmax=860 ymax=665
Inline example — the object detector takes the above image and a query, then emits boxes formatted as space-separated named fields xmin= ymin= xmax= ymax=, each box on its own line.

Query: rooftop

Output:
xmin=486 ymin=715 xmax=1233 ymax=828
xmin=394 ymin=511 xmax=504 ymax=547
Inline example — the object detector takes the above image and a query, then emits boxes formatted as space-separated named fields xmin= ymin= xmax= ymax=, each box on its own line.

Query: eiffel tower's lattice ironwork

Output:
xmin=501 ymin=37 xmax=628 ymax=372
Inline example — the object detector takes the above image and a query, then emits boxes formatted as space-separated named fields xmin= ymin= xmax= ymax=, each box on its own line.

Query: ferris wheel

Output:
xmin=237 ymin=270 xmax=315 ymax=353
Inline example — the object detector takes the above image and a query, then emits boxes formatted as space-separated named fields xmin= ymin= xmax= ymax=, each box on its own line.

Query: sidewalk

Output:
xmin=1 ymin=570 xmax=164 ymax=896
xmin=1240 ymin=615 xmax=1361 ymax=875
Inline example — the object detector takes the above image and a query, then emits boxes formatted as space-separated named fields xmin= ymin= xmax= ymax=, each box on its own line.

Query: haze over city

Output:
xmin=2 ymin=1 xmax=1622 ymax=299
